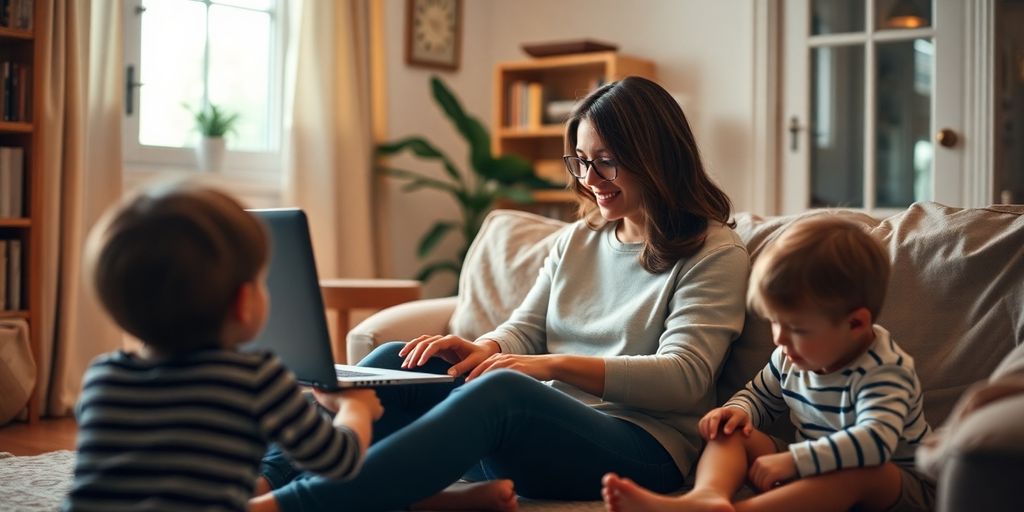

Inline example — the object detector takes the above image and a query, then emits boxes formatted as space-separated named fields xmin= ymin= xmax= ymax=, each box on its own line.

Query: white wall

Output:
xmin=382 ymin=0 xmax=759 ymax=297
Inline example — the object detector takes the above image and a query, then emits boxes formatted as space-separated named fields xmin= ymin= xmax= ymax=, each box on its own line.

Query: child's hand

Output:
xmin=749 ymin=452 xmax=797 ymax=492
xmin=698 ymin=406 xmax=752 ymax=440
xmin=313 ymin=388 xmax=384 ymax=421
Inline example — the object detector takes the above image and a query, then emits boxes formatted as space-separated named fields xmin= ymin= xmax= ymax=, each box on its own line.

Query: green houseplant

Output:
xmin=188 ymin=103 xmax=239 ymax=172
xmin=378 ymin=76 xmax=551 ymax=286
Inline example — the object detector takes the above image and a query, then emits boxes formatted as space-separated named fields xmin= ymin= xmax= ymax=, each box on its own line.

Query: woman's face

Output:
xmin=574 ymin=118 xmax=644 ymax=242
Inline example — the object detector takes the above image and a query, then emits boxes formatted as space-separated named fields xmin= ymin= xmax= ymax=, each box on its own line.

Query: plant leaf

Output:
xmin=376 ymin=137 xmax=464 ymax=185
xmin=377 ymin=166 xmax=461 ymax=194
xmin=415 ymin=261 xmax=461 ymax=283
xmin=479 ymin=154 xmax=535 ymax=184
xmin=431 ymin=76 xmax=493 ymax=173
xmin=495 ymin=187 xmax=535 ymax=204
xmin=417 ymin=222 xmax=457 ymax=258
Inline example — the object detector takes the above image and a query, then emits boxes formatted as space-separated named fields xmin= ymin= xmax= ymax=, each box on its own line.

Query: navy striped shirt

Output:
xmin=63 ymin=349 xmax=362 ymax=511
xmin=725 ymin=326 xmax=931 ymax=477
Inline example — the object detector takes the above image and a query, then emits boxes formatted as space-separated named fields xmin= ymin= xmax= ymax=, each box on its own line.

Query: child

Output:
xmin=64 ymin=183 xmax=384 ymax=511
xmin=602 ymin=216 xmax=934 ymax=512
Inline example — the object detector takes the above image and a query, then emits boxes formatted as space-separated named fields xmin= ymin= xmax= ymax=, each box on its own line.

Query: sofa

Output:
xmin=349 ymin=203 xmax=1024 ymax=511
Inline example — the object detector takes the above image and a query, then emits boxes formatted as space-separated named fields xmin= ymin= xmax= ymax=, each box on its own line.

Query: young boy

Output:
xmin=602 ymin=216 xmax=934 ymax=512
xmin=64 ymin=183 xmax=383 ymax=511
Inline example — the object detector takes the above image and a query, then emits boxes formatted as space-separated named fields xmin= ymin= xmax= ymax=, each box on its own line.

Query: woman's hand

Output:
xmin=698 ymin=406 xmax=752 ymax=440
xmin=399 ymin=334 xmax=500 ymax=377
xmin=466 ymin=353 xmax=557 ymax=382
xmin=749 ymin=452 xmax=797 ymax=492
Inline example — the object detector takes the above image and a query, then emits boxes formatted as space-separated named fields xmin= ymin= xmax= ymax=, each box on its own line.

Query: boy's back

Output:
xmin=68 ymin=349 xmax=363 ymax=511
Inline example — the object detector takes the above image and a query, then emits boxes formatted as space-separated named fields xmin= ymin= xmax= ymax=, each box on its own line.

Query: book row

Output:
xmin=0 ymin=238 xmax=22 ymax=311
xmin=0 ymin=145 xmax=24 ymax=218
xmin=0 ymin=0 xmax=32 ymax=30
xmin=0 ymin=61 xmax=30 ymax=122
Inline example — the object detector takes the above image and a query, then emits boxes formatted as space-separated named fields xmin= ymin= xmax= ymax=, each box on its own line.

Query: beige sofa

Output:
xmin=349 ymin=203 xmax=1024 ymax=511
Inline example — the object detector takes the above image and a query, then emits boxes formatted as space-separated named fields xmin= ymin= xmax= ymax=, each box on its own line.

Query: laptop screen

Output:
xmin=243 ymin=209 xmax=340 ymax=389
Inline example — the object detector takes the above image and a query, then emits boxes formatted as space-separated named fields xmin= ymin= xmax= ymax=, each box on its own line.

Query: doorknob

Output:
xmin=936 ymin=128 xmax=959 ymax=148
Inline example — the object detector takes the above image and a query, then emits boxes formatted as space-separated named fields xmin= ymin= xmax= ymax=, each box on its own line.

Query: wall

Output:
xmin=381 ymin=0 xmax=759 ymax=297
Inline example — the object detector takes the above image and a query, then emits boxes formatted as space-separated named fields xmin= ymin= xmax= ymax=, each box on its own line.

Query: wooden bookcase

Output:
xmin=493 ymin=52 xmax=655 ymax=220
xmin=0 ymin=0 xmax=45 ymax=423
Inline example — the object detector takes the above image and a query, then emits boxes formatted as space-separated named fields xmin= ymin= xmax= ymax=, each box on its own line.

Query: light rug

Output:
xmin=0 ymin=450 xmax=603 ymax=511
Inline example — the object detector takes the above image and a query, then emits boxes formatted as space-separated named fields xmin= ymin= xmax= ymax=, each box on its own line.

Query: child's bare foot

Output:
xmin=413 ymin=479 xmax=518 ymax=512
xmin=602 ymin=473 xmax=733 ymax=512
xmin=253 ymin=476 xmax=272 ymax=496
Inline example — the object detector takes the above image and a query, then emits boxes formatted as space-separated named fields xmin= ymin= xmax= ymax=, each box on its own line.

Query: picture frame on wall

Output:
xmin=405 ymin=0 xmax=462 ymax=71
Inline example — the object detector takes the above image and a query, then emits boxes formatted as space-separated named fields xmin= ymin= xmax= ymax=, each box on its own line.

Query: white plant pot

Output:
xmin=195 ymin=136 xmax=227 ymax=172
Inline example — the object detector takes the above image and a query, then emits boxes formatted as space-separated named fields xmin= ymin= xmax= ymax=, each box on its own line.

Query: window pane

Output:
xmin=139 ymin=0 xmax=206 ymax=148
xmin=876 ymin=0 xmax=932 ymax=30
xmin=811 ymin=45 xmax=864 ymax=208
xmin=214 ymin=0 xmax=272 ymax=9
xmin=811 ymin=0 xmax=865 ymax=35
xmin=876 ymin=39 xmax=933 ymax=208
xmin=208 ymin=5 xmax=273 ymax=151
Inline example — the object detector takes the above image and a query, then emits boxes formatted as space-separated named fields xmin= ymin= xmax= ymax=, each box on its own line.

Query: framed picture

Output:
xmin=405 ymin=0 xmax=462 ymax=71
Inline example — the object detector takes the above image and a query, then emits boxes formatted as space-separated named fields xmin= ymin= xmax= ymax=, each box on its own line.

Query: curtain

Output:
xmin=281 ymin=0 xmax=377 ymax=279
xmin=35 ymin=0 xmax=124 ymax=416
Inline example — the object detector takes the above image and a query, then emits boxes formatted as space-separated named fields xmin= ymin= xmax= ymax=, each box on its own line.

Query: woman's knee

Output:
xmin=359 ymin=341 xmax=406 ymax=369
xmin=454 ymin=370 xmax=542 ymax=406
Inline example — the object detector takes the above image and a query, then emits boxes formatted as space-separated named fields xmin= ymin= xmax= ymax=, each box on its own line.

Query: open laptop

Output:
xmin=243 ymin=208 xmax=453 ymax=389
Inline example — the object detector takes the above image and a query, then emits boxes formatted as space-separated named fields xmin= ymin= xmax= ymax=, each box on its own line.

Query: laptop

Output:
xmin=244 ymin=208 xmax=453 ymax=389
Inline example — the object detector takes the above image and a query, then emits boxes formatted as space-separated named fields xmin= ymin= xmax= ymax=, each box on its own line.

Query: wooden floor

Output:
xmin=0 ymin=417 xmax=77 ymax=456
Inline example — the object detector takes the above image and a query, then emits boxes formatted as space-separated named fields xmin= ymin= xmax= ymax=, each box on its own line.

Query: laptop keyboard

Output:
xmin=336 ymin=368 xmax=377 ymax=378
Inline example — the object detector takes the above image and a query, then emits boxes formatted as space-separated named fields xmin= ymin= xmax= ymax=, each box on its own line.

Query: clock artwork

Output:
xmin=405 ymin=0 xmax=462 ymax=71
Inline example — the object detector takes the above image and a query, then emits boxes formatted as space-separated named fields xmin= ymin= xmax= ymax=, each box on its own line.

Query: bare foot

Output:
xmin=413 ymin=479 xmax=518 ymax=512
xmin=253 ymin=476 xmax=272 ymax=496
xmin=602 ymin=473 xmax=733 ymax=512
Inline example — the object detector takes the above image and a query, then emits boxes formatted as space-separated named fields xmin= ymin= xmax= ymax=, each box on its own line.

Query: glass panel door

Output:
xmin=782 ymin=0 xmax=964 ymax=214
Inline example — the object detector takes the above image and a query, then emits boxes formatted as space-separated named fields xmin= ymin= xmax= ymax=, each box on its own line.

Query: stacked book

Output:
xmin=0 ymin=0 xmax=33 ymax=30
xmin=0 ymin=60 xmax=30 ymax=122
xmin=0 ymin=237 xmax=22 ymax=311
xmin=0 ymin=145 xmax=24 ymax=218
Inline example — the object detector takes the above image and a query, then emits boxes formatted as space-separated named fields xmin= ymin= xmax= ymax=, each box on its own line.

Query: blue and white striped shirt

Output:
xmin=64 ymin=349 xmax=362 ymax=511
xmin=725 ymin=326 xmax=931 ymax=477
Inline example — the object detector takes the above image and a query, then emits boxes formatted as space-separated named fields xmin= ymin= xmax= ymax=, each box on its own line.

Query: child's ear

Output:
xmin=847 ymin=307 xmax=872 ymax=333
xmin=231 ymin=282 xmax=255 ymax=323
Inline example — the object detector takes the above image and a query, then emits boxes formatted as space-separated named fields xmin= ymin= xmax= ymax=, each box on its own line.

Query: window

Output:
xmin=123 ymin=0 xmax=284 ymax=176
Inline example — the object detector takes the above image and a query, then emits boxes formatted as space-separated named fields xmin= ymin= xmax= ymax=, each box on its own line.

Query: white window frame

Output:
xmin=122 ymin=0 xmax=287 ymax=191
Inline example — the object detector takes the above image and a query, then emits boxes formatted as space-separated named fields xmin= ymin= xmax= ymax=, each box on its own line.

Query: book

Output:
xmin=0 ymin=146 xmax=10 ymax=217
xmin=9 ymin=146 xmax=22 ymax=216
xmin=0 ymin=239 xmax=6 ymax=310
xmin=7 ymin=238 xmax=19 ymax=310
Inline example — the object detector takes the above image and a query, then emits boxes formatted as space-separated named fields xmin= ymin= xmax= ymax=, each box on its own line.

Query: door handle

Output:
xmin=936 ymin=128 xmax=958 ymax=148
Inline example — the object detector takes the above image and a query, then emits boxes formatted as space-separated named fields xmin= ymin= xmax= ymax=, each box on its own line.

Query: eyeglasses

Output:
xmin=562 ymin=155 xmax=618 ymax=182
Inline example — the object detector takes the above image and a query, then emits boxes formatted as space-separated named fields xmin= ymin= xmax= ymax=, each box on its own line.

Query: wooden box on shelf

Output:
xmin=492 ymin=52 xmax=655 ymax=220
xmin=0 ymin=0 xmax=45 ymax=423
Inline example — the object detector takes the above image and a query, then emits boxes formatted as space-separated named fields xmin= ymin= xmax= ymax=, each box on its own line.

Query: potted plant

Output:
xmin=377 ymin=76 xmax=553 ymax=289
xmin=189 ymin=103 xmax=239 ymax=172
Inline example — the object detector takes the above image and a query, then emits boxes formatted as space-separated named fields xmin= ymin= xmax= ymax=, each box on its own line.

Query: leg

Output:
xmin=733 ymin=462 xmax=903 ymax=512
xmin=603 ymin=430 xmax=778 ymax=512
xmin=269 ymin=370 xmax=683 ymax=511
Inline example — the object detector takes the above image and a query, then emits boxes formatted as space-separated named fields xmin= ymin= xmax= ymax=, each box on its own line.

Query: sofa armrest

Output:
xmin=346 ymin=296 xmax=458 ymax=364
xmin=918 ymin=394 xmax=1024 ymax=512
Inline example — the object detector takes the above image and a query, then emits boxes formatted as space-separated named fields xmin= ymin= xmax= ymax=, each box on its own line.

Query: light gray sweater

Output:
xmin=478 ymin=219 xmax=749 ymax=474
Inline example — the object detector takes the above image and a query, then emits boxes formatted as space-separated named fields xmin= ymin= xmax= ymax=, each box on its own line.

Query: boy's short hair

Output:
xmin=747 ymin=216 xmax=890 ymax=322
xmin=85 ymin=182 xmax=268 ymax=353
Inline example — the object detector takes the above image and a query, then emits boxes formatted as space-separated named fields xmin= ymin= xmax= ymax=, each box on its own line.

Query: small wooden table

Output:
xmin=319 ymin=278 xmax=422 ymax=363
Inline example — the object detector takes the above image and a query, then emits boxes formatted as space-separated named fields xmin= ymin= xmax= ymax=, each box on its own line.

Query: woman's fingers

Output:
xmin=400 ymin=335 xmax=440 ymax=368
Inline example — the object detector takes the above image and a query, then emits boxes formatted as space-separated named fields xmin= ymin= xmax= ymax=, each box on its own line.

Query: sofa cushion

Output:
xmin=448 ymin=209 xmax=569 ymax=340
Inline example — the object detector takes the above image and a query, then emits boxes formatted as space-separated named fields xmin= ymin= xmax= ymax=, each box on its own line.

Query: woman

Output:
xmin=252 ymin=76 xmax=750 ymax=511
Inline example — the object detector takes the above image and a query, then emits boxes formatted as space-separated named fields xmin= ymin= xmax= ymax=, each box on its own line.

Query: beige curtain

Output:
xmin=36 ymin=0 xmax=124 ymax=416
xmin=282 ymin=0 xmax=376 ymax=278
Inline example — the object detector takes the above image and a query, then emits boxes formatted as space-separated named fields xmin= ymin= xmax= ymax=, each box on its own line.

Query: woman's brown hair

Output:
xmin=565 ymin=76 xmax=733 ymax=273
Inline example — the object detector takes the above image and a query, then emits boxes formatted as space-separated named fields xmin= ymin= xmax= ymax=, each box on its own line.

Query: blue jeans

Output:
xmin=263 ymin=342 xmax=684 ymax=511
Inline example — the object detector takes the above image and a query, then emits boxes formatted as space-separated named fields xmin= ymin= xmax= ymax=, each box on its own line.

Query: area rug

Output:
xmin=0 ymin=450 xmax=75 ymax=511
xmin=0 ymin=450 xmax=602 ymax=511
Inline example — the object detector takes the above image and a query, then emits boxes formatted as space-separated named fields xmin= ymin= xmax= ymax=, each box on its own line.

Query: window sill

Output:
xmin=123 ymin=163 xmax=283 ymax=207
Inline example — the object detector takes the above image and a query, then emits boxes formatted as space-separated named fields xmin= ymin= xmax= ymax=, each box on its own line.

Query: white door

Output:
xmin=781 ymin=0 xmax=966 ymax=215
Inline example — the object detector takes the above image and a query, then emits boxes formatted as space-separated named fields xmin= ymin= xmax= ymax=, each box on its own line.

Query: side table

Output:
xmin=319 ymin=279 xmax=422 ymax=363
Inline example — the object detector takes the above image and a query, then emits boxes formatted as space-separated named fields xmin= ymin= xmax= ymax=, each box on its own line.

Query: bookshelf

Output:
xmin=493 ymin=51 xmax=655 ymax=220
xmin=0 ymin=0 xmax=43 ymax=423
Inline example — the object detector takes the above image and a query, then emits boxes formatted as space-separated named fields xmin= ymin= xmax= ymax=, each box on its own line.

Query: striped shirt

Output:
xmin=725 ymin=325 xmax=931 ymax=477
xmin=64 ymin=349 xmax=362 ymax=512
